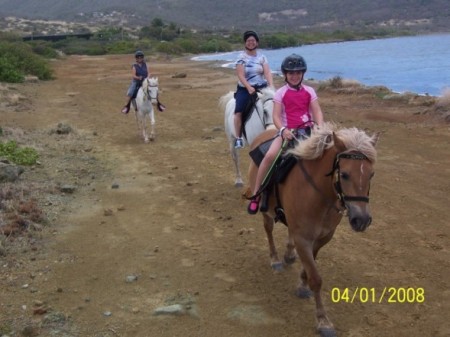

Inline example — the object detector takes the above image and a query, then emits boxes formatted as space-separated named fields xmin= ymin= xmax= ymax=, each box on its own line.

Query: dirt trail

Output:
xmin=1 ymin=54 xmax=449 ymax=337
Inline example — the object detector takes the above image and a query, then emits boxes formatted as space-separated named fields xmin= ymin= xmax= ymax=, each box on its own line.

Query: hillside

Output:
xmin=0 ymin=0 xmax=449 ymax=33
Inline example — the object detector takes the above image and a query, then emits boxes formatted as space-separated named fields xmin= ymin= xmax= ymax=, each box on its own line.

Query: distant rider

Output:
xmin=121 ymin=50 xmax=150 ymax=114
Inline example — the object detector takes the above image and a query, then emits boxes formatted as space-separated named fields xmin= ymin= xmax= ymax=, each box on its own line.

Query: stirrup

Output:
xmin=274 ymin=206 xmax=286 ymax=223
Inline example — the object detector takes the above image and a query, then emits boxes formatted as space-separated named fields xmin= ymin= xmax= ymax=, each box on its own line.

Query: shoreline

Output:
xmin=190 ymin=33 xmax=450 ymax=97
xmin=189 ymin=56 xmax=441 ymax=98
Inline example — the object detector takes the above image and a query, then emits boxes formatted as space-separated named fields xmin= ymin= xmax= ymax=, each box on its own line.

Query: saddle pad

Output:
xmin=249 ymin=137 xmax=275 ymax=167
xmin=274 ymin=155 xmax=298 ymax=183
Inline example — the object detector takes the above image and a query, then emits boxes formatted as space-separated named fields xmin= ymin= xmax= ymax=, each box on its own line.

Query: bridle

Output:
xmin=144 ymin=79 xmax=158 ymax=101
xmin=326 ymin=152 xmax=371 ymax=210
xmin=254 ymin=89 xmax=273 ymax=128
xmin=297 ymin=151 xmax=371 ymax=215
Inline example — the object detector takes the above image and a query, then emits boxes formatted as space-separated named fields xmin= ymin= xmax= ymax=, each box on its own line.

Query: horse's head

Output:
xmin=258 ymin=87 xmax=275 ymax=126
xmin=143 ymin=77 xmax=159 ymax=104
xmin=331 ymin=130 xmax=379 ymax=232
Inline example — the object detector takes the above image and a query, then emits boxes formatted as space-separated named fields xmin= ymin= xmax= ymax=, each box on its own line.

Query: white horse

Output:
xmin=219 ymin=87 xmax=275 ymax=186
xmin=133 ymin=77 xmax=159 ymax=143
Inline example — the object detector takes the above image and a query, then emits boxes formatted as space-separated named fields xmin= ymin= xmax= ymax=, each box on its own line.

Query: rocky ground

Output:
xmin=0 ymin=54 xmax=449 ymax=337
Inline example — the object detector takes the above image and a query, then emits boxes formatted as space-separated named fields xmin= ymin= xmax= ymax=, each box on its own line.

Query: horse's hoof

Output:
xmin=271 ymin=262 xmax=283 ymax=272
xmin=283 ymin=255 xmax=296 ymax=265
xmin=235 ymin=182 xmax=244 ymax=188
xmin=144 ymin=138 xmax=149 ymax=143
xmin=295 ymin=287 xmax=312 ymax=299
xmin=318 ymin=327 xmax=337 ymax=337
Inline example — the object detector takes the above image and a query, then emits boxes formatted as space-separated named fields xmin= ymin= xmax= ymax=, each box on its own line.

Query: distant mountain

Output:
xmin=0 ymin=0 xmax=449 ymax=33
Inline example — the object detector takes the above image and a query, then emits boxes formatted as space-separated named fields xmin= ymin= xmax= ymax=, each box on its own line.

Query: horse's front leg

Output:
xmin=142 ymin=113 xmax=149 ymax=143
xmin=229 ymin=142 xmax=243 ymax=187
xmin=149 ymin=108 xmax=155 ymax=141
xmin=295 ymin=241 xmax=336 ymax=337
xmin=134 ymin=110 xmax=140 ymax=133
xmin=263 ymin=213 xmax=282 ymax=271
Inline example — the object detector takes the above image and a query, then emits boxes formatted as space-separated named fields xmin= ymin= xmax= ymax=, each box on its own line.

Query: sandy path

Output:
xmin=1 ymin=54 xmax=449 ymax=337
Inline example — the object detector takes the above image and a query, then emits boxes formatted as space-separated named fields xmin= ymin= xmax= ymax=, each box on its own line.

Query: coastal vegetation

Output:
xmin=49 ymin=20 xmax=410 ymax=56
xmin=0 ymin=17 xmax=413 ymax=83
xmin=1 ymin=19 xmax=449 ymax=118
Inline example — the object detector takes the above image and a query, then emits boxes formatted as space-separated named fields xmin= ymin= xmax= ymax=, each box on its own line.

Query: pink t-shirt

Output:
xmin=274 ymin=84 xmax=318 ymax=129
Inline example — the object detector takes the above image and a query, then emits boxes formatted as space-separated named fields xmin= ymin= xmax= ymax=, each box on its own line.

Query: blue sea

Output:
xmin=192 ymin=33 xmax=450 ymax=97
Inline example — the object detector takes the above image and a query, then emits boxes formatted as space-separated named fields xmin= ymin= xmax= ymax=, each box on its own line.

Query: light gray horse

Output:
xmin=219 ymin=87 xmax=275 ymax=186
xmin=134 ymin=77 xmax=159 ymax=143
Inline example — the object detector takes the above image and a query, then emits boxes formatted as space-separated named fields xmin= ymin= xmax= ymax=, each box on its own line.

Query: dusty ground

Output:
xmin=0 ymin=54 xmax=449 ymax=337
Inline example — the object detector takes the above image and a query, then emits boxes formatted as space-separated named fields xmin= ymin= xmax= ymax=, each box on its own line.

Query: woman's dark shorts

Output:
xmin=234 ymin=84 xmax=267 ymax=113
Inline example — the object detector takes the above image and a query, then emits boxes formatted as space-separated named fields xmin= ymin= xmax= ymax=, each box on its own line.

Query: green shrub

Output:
xmin=0 ymin=140 xmax=39 ymax=165
xmin=174 ymin=38 xmax=200 ymax=53
xmin=156 ymin=41 xmax=183 ymax=55
xmin=106 ymin=40 xmax=140 ymax=55
xmin=0 ymin=31 xmax=21 ymax=42
xmin=193 ymin=38 xmax=231 ymax=53
xmin=53 ymin=38 xmax=107 ymax=55
xmin=0 ymin=56 xmax=24 ymax=82
xmin=0 ymin=41 xmax=53 ymax=82
xmin=27 ymin=40 xmax=59 ymax=58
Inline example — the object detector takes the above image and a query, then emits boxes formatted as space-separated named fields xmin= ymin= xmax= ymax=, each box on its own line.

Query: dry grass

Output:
xmin=430 ymin=87 xmax=450 ymax=122
xmin=317 ymin=77 xmax=447 ymax=115
xmin=0 ymin=183 xmax=45 ymax=236
xmin=317 ymin=76 xmax=392 ymax=97
xmin=436 ymin=87 xmax=450 ymax=107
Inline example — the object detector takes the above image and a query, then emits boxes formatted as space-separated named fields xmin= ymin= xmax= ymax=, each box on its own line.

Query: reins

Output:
xmin=243 ymin=89 xmax=273 ymax=140
xmin=298 ymin=159 xmax=343 ymax=213
xmin=255 ymin=94 xmax=273 ymax=128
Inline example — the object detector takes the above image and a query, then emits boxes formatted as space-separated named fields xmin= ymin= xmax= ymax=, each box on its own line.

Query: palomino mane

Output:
xmin=288 ymin=122 xmax=377 ymax=163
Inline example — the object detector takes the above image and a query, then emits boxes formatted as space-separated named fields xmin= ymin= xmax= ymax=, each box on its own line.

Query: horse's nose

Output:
xmin=349 ymin=214 xmax=372 ymax=232
xmin=348 ymin=204 xmax=372 ymax=232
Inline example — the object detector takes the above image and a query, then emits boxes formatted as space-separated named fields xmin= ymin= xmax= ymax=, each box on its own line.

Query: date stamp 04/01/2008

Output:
xmin=330 ymin=287 xmax=425 ymax=304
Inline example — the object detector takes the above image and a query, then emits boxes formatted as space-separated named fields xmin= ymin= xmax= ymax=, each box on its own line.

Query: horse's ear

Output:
xmin=332 ymin=132 xmax=346 ymax=151
xmin=371 ymin=132 xmax=380 ymax=147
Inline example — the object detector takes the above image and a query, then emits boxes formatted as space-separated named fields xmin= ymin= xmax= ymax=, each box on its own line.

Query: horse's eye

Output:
xmin=340 ymin=172 xmax=350 ymax=180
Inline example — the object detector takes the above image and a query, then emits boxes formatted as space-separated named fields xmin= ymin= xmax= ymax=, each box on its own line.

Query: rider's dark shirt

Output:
xmin=133 ymin=62 xmax=148 ymax=80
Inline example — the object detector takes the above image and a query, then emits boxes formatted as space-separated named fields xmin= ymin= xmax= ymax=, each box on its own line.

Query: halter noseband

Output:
xmin=144 ymin=80 xmax=158 ymax=101
xmin=326 ymin=152 xmax=371 ymax=209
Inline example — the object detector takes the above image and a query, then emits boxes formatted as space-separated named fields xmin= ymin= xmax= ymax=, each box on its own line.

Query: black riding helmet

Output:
xmin=243 ymin=30 xmax=259 ymax=42
xmin=281 ymin=54 xmax=307 ymax=74
xmin=135 ymin=50 xmax=144 ymax=57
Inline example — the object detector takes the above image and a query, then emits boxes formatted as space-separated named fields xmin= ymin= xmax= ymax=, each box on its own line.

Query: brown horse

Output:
xmin=247 ymin=122 xmax=378 ymax=337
